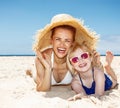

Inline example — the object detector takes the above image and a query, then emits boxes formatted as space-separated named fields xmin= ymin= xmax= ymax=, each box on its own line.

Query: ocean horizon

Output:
xmin=0 ymin=54 xmax=35 ymax=56
xmin=0 ymin=54 xmax=120 ymax=56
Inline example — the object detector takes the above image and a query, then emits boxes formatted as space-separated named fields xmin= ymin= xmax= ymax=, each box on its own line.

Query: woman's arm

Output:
xmin=35 ymin=50 xmax=52 ymax=91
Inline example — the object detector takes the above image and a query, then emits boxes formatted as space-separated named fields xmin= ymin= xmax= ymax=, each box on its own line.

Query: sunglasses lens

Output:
xmin=81 ymin=53 xmax=88 ymax=59
xmin=72 ymin=57 xmax=78 ymax=63
xmin=71 ymin=53 xmax=88 ymax=63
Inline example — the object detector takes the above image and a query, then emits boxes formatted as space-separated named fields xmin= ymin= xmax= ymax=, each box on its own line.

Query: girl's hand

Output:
xmin=92 ymin=50 xmax=101 ymax=66
xmin=68 ymin=93 xmax=84 ymax=101
xmin=92 ymin=50 xmax=103 ymax=70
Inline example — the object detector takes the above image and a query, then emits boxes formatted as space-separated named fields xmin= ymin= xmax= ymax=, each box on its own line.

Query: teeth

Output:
xmin=57 ymin=48 xmax=66 ymax=54
xmin=58 ymin=48 xmax=65 ymax=51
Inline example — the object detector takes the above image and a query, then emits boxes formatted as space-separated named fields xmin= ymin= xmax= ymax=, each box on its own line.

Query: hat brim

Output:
xmin=33 ymin=14 xmax=99 ymax=52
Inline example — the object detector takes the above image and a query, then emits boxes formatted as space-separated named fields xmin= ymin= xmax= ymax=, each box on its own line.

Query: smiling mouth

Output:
xmin=57 ymin=48 xmax=66 ymax=53
xmin=79 ymin=63 xmax=87 ymax=68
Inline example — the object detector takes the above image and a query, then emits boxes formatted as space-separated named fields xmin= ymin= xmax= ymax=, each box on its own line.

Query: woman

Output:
xmin=27 ymin=13 xmax=98 ymax=91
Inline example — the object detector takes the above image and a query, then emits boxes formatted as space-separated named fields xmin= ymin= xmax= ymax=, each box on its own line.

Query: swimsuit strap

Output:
xmin=92 ymin=68 xmax=94 ymax=80
xmin=79 ymin=68 xmax=94 ymax=86
xmin=78 ymin=74 xmax=83 ymax=85
xmin=51 ymin=51 xmax=54 ymax=68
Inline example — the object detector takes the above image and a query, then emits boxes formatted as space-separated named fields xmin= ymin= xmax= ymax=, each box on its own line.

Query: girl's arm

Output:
xmin=92 ymin=50 xmax=106 ymax=96
xmin=68 ymin=75 xmax=86 ymax=100
xmin=68 ymin=69 xmax=105 ymax=101
xmin=94 ymin=67 xmax=105 ymax=96
xmin=92 ymin=50 xmax=104 ymax=71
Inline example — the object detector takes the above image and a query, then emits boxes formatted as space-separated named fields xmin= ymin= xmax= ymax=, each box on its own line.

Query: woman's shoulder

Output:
xmin=42 ymin=48 xmax=52 ymax=55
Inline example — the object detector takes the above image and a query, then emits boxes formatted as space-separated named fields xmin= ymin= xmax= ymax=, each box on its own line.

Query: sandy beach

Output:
xmin=0 ymin=56 xmax=120 ymax=108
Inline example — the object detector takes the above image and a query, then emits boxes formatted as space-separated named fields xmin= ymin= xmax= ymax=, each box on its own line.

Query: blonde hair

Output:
xmin=32 ymin=14 xmax=99 ymax=52
xmin=67 ymin=41 xmax=93 ymax=75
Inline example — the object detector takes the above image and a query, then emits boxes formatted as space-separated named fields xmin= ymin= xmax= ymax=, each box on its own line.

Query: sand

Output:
xmin=0 ymin=56 xmax=120 ymax=108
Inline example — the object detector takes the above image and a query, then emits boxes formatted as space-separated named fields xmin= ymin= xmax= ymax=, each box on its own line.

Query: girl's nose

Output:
xmin=78 ymin=57 xmax=84 ymax=63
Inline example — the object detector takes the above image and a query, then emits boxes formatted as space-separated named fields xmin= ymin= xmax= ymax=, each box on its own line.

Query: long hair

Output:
xmin=67 ymin=41 xmax=94 ymax=75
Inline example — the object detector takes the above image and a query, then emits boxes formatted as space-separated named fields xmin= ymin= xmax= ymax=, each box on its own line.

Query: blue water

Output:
xmin=0 ymin=54 xmax=119 ymax=56
xmin=0 ymin=54 xmax=35 ymax=56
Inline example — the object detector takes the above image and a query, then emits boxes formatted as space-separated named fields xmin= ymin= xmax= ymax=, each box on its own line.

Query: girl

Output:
xmin=67 ymin=42 xmax=117 ymax=100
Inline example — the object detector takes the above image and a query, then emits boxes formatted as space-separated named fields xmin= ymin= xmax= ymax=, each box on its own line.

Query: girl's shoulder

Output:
xmin=71 ymin=74 xmax=82 ymax=85
xmin=94 ymin=67 xmax=105 ymax=80
xmin=72 ymin=74 xmax=80 ymax=81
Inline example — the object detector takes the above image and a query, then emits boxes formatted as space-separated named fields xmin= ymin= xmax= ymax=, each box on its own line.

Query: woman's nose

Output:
xmin=60 ymin=40 xmax=65 ymax=46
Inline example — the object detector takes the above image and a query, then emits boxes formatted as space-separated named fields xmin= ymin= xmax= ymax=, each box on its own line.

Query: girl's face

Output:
xmin=70 ymin=48 xmax=92 ymax=72
xmin=52 ymin=27 xmax=74 ymax=58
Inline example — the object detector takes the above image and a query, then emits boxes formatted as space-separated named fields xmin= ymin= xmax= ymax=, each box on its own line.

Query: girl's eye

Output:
xmin=71 ymin=57 xmax=79 ymax=63
xmin=81 ymin=53 xmax=88 ymax=59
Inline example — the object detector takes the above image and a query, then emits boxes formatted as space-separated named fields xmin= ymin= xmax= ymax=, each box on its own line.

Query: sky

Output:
xmin=0 ymin=0 xmax=120 ymax=55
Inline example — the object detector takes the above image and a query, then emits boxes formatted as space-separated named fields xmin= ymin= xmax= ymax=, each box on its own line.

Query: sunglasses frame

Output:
xmin=70 ymin=52 xmax=89 ymax=63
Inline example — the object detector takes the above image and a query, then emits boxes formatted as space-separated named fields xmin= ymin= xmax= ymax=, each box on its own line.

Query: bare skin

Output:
xmin=92 ymin=50 xmax=104 ymax=71
xmin=27 ymin=27 xmax=74 ymax=91
xmin=105 ymin=51 xmax=113 ymax=66
xmin=92 ymin=50 xmax=117 ymax=83
xmin=104 ymin=51 xmax=117 ymax=88
xmin=68 ymin=48 xmax=117 ymax=101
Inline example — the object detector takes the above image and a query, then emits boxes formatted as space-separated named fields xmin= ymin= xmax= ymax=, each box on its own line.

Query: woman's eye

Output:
xmin=65 ymin=40 xmax=71 ymax=43
xmin=55 ymin=38 xmax=60 ymax=40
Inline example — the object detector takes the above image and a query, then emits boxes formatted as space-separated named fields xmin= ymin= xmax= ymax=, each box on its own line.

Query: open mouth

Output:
xmin=57 ymin=48 xmax=66 ymax=54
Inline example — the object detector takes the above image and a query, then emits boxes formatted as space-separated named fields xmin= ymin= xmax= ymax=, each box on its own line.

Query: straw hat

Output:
xmin=33 ymin=13 xmax=99 ymax=52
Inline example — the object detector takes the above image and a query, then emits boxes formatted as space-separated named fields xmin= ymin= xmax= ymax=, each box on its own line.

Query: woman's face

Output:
xmin=52 ymin=27 xmax=74 ymax=58
xmin=70 ymin=48 xmax=92 ymax=72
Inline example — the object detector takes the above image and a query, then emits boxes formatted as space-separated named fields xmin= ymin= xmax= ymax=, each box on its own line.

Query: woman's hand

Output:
xmin=36 ymin=50 xmax=52 ymax=71
xmin=35 ymin=50 xmax=52 ymax=91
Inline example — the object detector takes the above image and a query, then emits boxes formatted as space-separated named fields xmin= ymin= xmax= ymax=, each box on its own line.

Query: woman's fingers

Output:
xmin=44 ymin=53 xmax=52 ymax=67
xmin=36 ymin=51 xmax=50 ymax=68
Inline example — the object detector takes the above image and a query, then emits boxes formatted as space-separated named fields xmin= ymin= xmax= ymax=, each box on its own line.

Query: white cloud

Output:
xmin=97 ymin=35 xmax=120 ymax=55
